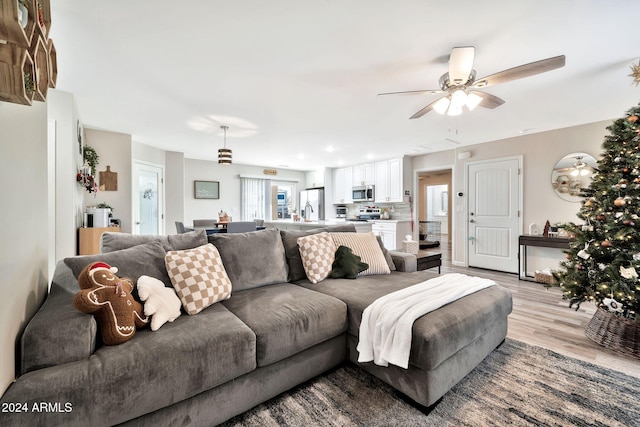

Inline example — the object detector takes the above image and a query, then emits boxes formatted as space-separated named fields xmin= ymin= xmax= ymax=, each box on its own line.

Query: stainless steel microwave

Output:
xmin=352 ymin=185 xmax=374 ymax=202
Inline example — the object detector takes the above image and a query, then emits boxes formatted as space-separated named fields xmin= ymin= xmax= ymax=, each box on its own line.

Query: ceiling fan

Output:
xmin=379 ymin=47 xmax=565 ymax=119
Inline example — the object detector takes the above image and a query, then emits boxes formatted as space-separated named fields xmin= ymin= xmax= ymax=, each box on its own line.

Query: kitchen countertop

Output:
xmin=264 ymin=219 xmax=410 ymax=225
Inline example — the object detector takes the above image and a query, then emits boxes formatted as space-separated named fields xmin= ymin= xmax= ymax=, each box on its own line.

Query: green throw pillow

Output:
xmin=331 ymin=245 xmax=369 ymax=279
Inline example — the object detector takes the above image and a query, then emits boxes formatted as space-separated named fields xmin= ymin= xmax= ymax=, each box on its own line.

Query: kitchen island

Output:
xmin=263 ymin=219 xmax=373 ymax=233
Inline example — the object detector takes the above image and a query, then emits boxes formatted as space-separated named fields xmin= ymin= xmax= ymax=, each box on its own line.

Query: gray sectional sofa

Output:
xmin=0 ymin=225 xmax=512 ymax=426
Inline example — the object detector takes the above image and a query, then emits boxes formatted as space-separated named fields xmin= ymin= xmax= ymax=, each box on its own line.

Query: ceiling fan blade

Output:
xmin=449 ymin=46 xmax=475 ymax=85
xmin=471 ymin=55 xmax=566 ymax=88
xmin=468 ymin=91 xmax=505 ymax=109
xmin=409 ymin=97 xmax=444 ymax=119
xmin=377 ymin=89 xmax=443 ymax=96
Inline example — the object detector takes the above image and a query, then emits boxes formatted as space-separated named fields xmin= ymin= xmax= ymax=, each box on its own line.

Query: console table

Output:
xmin=518 ymin=234 xmax=572 ymax=281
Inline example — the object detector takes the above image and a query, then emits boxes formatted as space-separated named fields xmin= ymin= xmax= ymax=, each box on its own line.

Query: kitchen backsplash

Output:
xmin=343 ymin=202 xmax=411 ymax=220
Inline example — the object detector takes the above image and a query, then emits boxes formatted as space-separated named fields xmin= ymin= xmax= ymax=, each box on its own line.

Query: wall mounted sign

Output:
xmin=263 ymin=169 xmax=278 ymax=176
xmin=194 ymin=180 xmax=220 ymax=199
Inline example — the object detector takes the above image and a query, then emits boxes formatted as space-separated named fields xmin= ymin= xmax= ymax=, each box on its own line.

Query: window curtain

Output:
xmin=240 ymin=177 xmax=269 ymax=220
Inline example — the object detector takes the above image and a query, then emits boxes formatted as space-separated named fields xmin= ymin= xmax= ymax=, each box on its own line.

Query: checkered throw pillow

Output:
xmin=165 ymin=244 xmax=232 ymax=315
xmin=297 ymin=232 xmax=336 ymax=284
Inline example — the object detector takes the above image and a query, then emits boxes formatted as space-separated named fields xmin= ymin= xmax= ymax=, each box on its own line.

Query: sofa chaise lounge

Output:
xmin=0 ymin=225 xmax=512 ymax=426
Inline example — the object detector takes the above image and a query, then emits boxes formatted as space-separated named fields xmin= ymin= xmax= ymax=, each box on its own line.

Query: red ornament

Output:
xmin=601 ymin=240 xmax=612 ymax=248
xmin=624 ymin=220 xmax=635 ymax=226
xmin=597 ymin=214 xmax=606 ymax=221
xmin=622 ymin=167 xmax=631 ymax=174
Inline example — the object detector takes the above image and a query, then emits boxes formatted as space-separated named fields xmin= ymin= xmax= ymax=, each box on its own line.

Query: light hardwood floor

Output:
xmin=419 ymin=241 xmax=640 ymax=379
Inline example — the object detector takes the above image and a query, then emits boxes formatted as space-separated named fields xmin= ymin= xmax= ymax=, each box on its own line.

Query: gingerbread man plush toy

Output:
xmin=73 ymin=262 xmax=149 ymax=345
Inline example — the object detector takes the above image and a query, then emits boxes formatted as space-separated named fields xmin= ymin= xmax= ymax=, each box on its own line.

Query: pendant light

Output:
xmin=218 ymin=125 xmax=232 ymax=165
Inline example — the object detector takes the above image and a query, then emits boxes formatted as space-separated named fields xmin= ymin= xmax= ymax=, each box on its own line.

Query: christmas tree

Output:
xmin=552 ymin=103 xmax=640 ymax=322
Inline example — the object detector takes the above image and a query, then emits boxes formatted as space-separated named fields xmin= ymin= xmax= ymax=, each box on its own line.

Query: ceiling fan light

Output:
xmin=466 ymin=92 xmax=482 ymax=110
xmin=447 ymin=104 xmax=462 ymax=116
xmin=450 ymin=89 xmax=467 ymax=109
xmin=433 ymin=97 xmax=450 ymax=114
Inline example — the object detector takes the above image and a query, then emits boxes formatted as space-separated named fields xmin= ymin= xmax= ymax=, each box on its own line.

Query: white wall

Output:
xmin=413 ymin=120 xmax=612 ymax=272
xmin=165 ymin=151 xmax=185 ymax=233
xmin=84 ymin=129 xmax=133 ymax=232
xmin=48 ymin=90 xmax=83 ymax=260
xmin=0 ymin=100 xmax=49 ymax=394
xmin=184 ymin=159 xmax=305 ymax=226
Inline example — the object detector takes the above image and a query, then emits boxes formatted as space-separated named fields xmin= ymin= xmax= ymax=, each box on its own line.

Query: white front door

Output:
xmin=133 ymin=161 xmax=164 ymax=235
xmin=467 ymin=157 xmax=521 ymax=273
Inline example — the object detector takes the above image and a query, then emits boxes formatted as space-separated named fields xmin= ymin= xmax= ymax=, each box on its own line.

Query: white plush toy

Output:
xmin=137 ymin=275 xmax=182 ymax=331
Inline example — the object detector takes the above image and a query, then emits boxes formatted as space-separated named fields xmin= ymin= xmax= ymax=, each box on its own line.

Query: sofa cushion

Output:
xmin=296 ymin=272 xmax=513 ymax=370
xmin=64 ymin=241 xmax=172 ymax=287
xmin=222 ymin=283 xmax=347 ymax=367
xmin=280 ymin=224 xmax=357 ymax=282
xmin=297 ymin=232 xmax=336 ymax=284
xmin=3 ymin=303 xmax=257 ymax=426
xmin=101 ymin=229 xmax=208 ymax=253
xmin=208 ymin=229 xmax=288 ymax=291
xmin=330 ymin=232 xmax=390 ymax=276
xmin=165 ymin=244 xmax=232 ymax=315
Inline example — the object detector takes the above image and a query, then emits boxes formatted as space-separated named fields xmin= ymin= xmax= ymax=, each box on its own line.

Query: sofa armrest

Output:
xmin=389 ymin=251 xmax=417 ymax=273
xmin=20 ymin=262 xmax=97 ymax=375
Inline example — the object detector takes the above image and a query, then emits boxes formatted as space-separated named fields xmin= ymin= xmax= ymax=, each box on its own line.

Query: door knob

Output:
xmin=469 ymin=219 xmax=476 ymax=223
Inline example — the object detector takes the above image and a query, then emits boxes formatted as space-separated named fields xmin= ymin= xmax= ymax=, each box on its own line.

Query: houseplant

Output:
xmin=552 ymin=103 xmax=640 ymax=358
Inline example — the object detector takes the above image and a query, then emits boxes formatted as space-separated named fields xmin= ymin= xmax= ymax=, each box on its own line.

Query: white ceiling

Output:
xmin=50 ymin=0 xmax=640 ymax=171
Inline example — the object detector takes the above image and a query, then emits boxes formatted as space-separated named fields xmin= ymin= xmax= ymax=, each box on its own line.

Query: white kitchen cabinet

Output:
xmin=374 ymin=158 xmax=406 ymax=203
xmin=332 ymin=166 xmax=353 ymax=204
xmin=371 ymin=221 xmax=412 ymax=251
xmin=352 ymin=163 xmax=374 ymax=186
xmin=305 ymin=168 xmax=325 ymax=188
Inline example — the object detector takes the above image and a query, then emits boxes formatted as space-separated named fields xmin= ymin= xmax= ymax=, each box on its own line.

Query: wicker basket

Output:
xmin=534 ymin=272 xmax=555 ymax=285
xmin=585 ymin=307 xmax=639 ymax=360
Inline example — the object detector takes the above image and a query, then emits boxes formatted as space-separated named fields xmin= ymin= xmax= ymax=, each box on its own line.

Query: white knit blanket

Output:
xmin=356 ymin=273 xmax=496 ymax=369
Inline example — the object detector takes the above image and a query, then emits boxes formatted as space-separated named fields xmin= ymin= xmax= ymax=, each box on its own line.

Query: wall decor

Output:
xmin=551 ymin=152 xmax=596 ymax=202
xmin=194 ymin=180 xmax=219 ymax=199
xmin=99 ymin=165 xmax=118 ymax=191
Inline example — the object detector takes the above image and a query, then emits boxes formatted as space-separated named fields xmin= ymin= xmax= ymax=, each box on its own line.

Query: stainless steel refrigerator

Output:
xmin=300 ymin=188 xmax=324 ymax=221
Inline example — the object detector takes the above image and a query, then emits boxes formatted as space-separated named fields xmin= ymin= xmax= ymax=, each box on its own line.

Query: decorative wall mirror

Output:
xmin=551 ymin=152 xmax=596 ymax=202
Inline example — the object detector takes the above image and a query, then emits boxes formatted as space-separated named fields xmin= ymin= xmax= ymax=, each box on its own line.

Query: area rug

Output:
xmin=220 ymin=339 xmax=640 ymax=426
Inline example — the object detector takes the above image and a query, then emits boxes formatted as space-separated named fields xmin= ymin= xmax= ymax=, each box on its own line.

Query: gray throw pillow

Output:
xmin=64 ymin=240 xmax=171 ymax=287
xmin=208 ymin=229 xmax=288 ymax=291
xmin=100 ymin=229 xmax=207 ymax=253
xmin=376 ymin=235 xmax=397 ymax=271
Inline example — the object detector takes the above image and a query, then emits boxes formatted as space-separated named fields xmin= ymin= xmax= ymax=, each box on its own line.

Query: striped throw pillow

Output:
xmin=329 ymin=232 xmax=391 ymax=276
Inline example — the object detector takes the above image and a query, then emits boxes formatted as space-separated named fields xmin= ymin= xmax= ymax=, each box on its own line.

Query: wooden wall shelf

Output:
xmin=0 ymin=0 xmax=53 ymax=105
xmin=0 ymin=0 xmax=36 ymax=48
xmin=0 ymin=42 xmax=35 ymax=105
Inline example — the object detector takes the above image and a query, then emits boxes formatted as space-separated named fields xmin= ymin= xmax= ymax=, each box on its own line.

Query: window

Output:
xmin=240 ymin=177 xmax=268 ymax=221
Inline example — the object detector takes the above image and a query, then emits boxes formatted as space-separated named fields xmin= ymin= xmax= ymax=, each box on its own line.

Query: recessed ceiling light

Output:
xmin=366 ymin=153 xmax=374 ymax=160
xmin=326 ymin=146 xmax=335 ymax=153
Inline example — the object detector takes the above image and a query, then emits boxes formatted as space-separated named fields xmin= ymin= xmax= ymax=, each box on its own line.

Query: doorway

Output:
xmin=417 ymin=170 xmax=452 ymax=257
xmin=466 ymin=156 xmax=522 ymax=273
xmin=133 ymin=161 xmax=164 ymax=235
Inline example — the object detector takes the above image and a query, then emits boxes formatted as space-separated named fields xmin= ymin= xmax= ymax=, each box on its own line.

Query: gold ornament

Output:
xmin=629 ymin=115 xmax=639 ymax=123
xmin=629 ymin=63 xmax=640 ymax=86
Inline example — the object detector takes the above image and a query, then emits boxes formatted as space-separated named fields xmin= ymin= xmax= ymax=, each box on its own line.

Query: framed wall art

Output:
xmin=194 ymin=180 xmax=220 ymax=199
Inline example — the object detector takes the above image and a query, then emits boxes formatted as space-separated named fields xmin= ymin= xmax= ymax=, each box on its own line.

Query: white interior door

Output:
xmin=133 ymin=161 xmax=164 ymax=235
xmin=467 ymin=157 xmax=521 ymax=273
